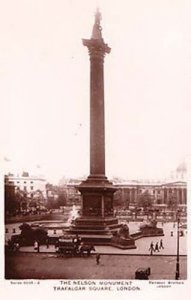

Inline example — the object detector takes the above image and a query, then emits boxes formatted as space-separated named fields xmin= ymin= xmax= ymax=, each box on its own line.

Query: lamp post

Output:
xmin=175 ymin=212 xmax=180 ymax=280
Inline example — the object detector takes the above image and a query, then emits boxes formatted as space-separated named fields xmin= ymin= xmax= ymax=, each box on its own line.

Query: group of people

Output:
xmin=149 ymin=239 xmax=164 ymax=255
xmin=6 ymin=239 xmax=20 ymax=252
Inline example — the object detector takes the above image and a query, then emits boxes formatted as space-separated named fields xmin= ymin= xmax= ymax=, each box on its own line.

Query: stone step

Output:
xmin=75 ymin=217 xmax=118 ymax=224
xmin=70 ymin=225 xmax=107 ymax=230
xmin=66 ymin=229 xmax=111 ymax=235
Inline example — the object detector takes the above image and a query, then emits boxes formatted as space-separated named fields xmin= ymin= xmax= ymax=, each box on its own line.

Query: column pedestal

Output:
xmin=68 ymin=178 xmax=124 ymax=245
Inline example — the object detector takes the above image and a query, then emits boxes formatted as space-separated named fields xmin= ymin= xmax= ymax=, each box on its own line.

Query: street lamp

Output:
xmin=175 ymin=211 xmax=180 ymax=280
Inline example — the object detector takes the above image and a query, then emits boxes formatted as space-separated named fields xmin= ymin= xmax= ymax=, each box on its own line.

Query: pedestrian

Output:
xmin=37 ymin=241 xmax=40 ymax=253
xmin=73 ymin=235 xmax=80 ymax=253
xmin=15 ymin=242 xmax=20 ymax=252
xmin=74 ymin=234 xmax=80 ymax=246
xmin=148 ymin=241 xmax=155 ymax=255
xmin=77 ymin=235 xmax=81 ymax=245
xmin=34 ymin=240 xmax=38 ymax=251
xmin=55 ymin=239 xmax=59 ymax=249
xmin=46 ymin=238 xmax=49 ymax=249
xmin=96 ymin=253 xmax=101 ymax=265
xmin=159 ymin=239 xmax=164 ymax=250
xmin=155 ymin=242 xmax=159 ymax=252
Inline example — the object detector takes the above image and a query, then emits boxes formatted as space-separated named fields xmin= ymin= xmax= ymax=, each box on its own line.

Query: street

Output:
xmin=5 ymin=252 xmax=187 ymax=280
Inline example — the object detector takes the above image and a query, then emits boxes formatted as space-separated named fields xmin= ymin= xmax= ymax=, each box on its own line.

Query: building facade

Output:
xmin=113 ymin=180 xmax=187 ymax=211
xmin=5 ymin=173 xmax=47 ymax=199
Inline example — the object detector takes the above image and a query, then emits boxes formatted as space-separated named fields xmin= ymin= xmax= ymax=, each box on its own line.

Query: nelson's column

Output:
xmin=69 ymin=10 xmax=135 ymax=248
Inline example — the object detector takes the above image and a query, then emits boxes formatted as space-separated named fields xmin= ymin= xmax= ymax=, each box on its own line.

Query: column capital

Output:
xmin=82 ymin=39 xmax=110 ymax=57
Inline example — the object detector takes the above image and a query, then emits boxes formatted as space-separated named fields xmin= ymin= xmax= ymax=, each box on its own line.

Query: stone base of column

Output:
xmin=65 ymin=178 xmax=136 ymax=249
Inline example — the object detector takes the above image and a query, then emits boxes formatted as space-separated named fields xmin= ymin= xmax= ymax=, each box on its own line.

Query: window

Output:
xmin=31 ymin=186 xmax=33 ymax=190
xmin=17 ymin=181 xmax=20 ymax=184
xmin=6 ymin=228 xmax=8 ymax=233
xmin=24 ymin=186 xmax=27 ymax=191
xmin=54 ymin=230 xmax=57 ymax=234
xmin=30 ymin=181 xmax=33 ymax=184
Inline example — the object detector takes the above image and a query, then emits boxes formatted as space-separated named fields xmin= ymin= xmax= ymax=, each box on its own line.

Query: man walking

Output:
xmin=155 ymin=242 xmax=159 ymax=252
xmin=96 ymin=253 xmax=101 ymax=265
xmin=149 ymin=241 xmax=155 ymax=255
xmin=159 ymin=239 xmax=164 ymax=250
xmin=34 ymin=240 xmax=38 ymax=251
xmin=46 ymin=238 xmax=49 ymax=249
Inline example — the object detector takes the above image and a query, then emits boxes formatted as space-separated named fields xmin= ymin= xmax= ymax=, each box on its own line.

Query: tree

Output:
xmin=15 ymin=188 xmax=29 ymax=212
xmin=5 ymin=180 xmax=20 ymax=215
xmin=46 ymin=185 xmax=67 ymax=209
xmin=57 ymin=193 xmax=67 ymax=207
xmin=137 ymin=191 xmax=153 ymax=213
xmin=167 ymin=194 xmax=178 ymax=211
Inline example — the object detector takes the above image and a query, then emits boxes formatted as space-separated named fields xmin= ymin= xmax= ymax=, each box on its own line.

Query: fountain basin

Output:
xmin=31 ymin=221 xmax=70 ymax=230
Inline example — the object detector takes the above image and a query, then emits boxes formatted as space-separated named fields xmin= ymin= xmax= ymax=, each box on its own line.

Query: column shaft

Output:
xmin=90 ymin=55 xmax=105 ymax=176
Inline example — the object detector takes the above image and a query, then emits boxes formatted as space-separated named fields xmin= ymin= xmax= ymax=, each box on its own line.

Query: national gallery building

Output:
xmin=113 ymin=180 xmax=187 ymax=212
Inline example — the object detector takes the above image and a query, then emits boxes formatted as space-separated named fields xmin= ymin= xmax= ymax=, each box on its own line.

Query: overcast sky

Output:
xmin=1 ymin=0 xmax=191 ymax=183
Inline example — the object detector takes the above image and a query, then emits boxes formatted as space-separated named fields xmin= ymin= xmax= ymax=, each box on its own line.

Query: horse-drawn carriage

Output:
xmin=56 ymin=235 xmax=95 ymax=257
xmin=56 ymin=236 xmax=77 ymax=256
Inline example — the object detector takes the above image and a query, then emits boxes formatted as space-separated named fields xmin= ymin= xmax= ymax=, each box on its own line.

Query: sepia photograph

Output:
xmin=1 ymin=0 xmax=191 ymax=298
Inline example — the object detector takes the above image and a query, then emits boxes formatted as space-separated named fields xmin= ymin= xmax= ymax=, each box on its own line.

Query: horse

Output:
xmin=79 ymin=244 xmax=96 ymax=256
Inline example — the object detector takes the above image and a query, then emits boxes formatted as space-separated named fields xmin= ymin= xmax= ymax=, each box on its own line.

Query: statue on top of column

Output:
xmin=91 ymin=8 xmax=103 ymax=40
